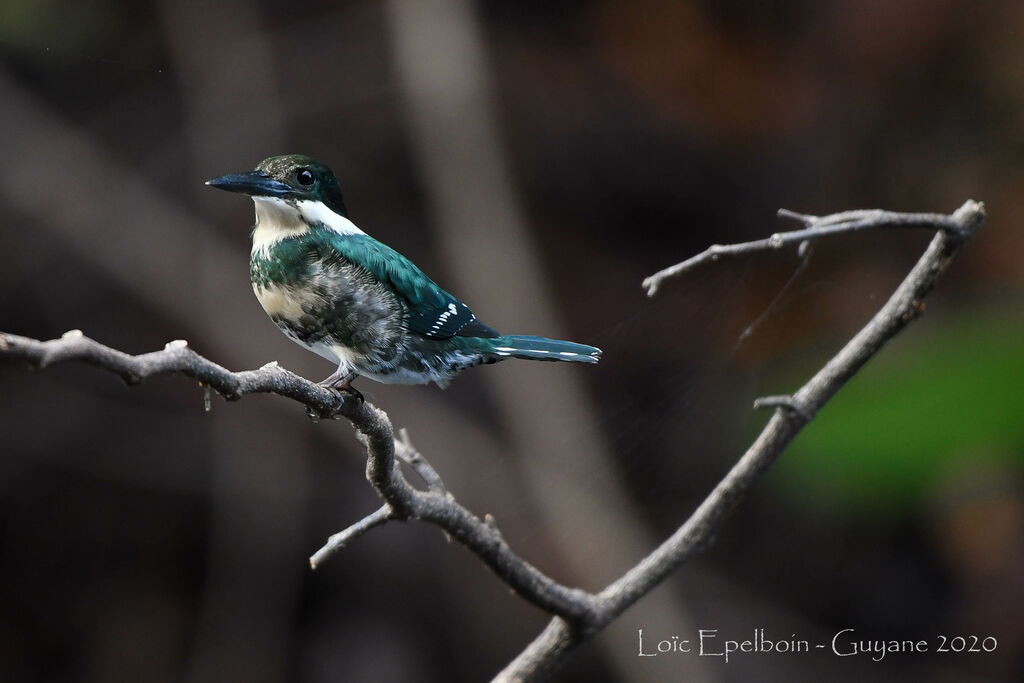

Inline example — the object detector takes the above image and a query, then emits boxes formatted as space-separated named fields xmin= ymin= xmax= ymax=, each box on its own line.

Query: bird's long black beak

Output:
xmin=205 ymin=171 xmax=293 ymax=197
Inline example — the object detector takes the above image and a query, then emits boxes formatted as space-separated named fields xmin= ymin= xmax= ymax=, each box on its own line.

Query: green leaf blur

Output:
xmin=768 ymin=308 xmax=1024 ymax=516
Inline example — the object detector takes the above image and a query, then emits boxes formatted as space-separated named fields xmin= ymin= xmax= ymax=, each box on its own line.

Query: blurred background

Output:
xmin=0 ymin=1 xmax=1021 ymax=681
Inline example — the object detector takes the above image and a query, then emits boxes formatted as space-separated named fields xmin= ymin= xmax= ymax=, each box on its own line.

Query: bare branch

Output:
xmin=752 ymin=394 xmax=814 ymax=420
xmin=310 ymin=504 xmax=398 ymax=569
xmin=0 ymin=328 xmax=594 ymax=621
xmin=0 ymin=330 xmax=344 ymax=413
xmin=642 ymin=202 xmax=975 ymax=296
xmin=1 ymin=199 xmax=985 ymax=682
xmin=394 ymin=427 xmax=448 ymax=495
xmin=498 ymin=199 xmax=984 ymax=680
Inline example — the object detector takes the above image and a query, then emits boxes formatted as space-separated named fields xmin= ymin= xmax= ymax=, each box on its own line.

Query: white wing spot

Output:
xmin=428 ymin=301 xmax=463 ymax=333
xmin=494 ymin=346 xmax=515 ymax=352
xmin=559 ymin=351 xmax=578 ymax=357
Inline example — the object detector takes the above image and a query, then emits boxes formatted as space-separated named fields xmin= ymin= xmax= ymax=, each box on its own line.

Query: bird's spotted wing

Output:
xmin=322 ymin=232 xmax=495 ymax=339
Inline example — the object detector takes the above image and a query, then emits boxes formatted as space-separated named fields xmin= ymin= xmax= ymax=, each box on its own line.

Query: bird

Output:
xmin=206 ymin=154 xmax=600 ymax=395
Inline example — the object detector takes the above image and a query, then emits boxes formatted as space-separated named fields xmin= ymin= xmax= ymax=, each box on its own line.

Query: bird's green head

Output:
xmin=207 ymin=154 xmax=348 ymax=216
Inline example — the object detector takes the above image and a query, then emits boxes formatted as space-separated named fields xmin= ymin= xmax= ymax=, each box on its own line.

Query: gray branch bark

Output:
xmin=0 ymin=330 xmax=592 ymax=620
xmin=0 ymin=200 xmax=983 ymax=681
xmin=497 ymin=199 xmax=984 ymax=680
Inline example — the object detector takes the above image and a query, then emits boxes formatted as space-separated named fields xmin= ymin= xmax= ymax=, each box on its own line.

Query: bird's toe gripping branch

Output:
xmin=317 ymin=365 xmax=364 ymax=405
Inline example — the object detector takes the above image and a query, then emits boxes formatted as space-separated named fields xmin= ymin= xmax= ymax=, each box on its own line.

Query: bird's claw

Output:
xmin=304 ymin=384 xmax=361 ymax=423
xmin=315 ymin=380 xmax=364 ymax=407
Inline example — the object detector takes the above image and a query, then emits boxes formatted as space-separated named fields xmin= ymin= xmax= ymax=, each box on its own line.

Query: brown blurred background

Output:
xmin=1 ymin=1 xmax=1021 ymax=681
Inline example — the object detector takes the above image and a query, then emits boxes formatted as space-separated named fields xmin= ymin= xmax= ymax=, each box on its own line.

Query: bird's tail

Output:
xmin=470 ymin=335 xmax=601 ymax=364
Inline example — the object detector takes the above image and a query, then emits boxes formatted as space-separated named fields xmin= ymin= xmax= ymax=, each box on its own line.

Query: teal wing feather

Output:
xmin=319 ymin=231 xmax=493 ymax=339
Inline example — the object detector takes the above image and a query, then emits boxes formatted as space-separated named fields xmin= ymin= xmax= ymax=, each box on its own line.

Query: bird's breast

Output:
xmin=250 ymin=241 xmax=410 ymax=371
xmin=252 ymin=282 xmax=313 ymax=323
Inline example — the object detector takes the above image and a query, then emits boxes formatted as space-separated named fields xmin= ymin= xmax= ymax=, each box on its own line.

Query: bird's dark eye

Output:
xmin=296 ymin=169 xmax=315 ymax=186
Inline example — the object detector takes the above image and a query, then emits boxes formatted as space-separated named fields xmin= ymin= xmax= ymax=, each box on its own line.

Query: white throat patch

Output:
xmin=297 ymin=200 xmax=365 ymax=237
xmin=251 ymin=197 xmax=307 ymax=257
xmin=251 ymin=197 xmax=365 ymax=257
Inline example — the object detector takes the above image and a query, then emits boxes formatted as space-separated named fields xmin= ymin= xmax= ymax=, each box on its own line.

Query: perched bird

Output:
xmin=207 ymin=154 xmax=600 ymax=394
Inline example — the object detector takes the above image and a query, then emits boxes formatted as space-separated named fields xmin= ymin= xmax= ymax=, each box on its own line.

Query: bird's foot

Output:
xmin=318 ymin=369 xmax=364 ymax=404
xmin=306 ymin=386 xmax=362 ymax=423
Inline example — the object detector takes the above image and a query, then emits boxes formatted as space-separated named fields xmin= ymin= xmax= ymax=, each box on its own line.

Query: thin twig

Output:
xmin=497 ymin=199 xmax=984 ymax=680
xmin=309 ymin=504 xmax=397 ymax=569
xmin=642 ymin=206 xmax=967 ymax=296
xmin=308 ymin=429 xmax=450 ymax=566
xmin=394 ymin=427 xmax=448 ymax=495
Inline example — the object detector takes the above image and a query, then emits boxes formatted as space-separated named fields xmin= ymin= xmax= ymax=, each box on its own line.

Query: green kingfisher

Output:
xmin=206 ymin=154 xmax=601 ymax=393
